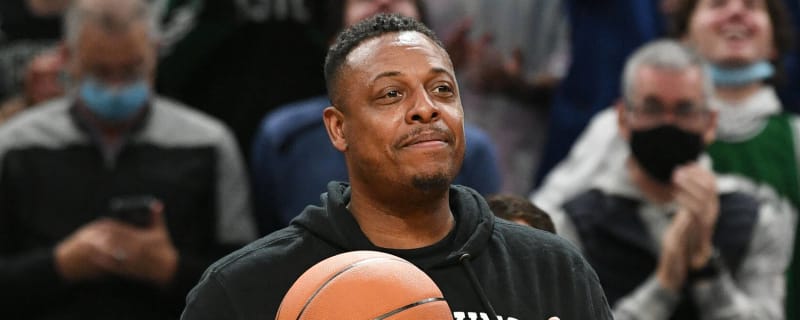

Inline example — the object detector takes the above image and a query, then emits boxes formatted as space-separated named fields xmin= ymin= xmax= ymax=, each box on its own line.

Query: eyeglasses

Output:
xmin=627 ymin=100 xmax=709 ymax=129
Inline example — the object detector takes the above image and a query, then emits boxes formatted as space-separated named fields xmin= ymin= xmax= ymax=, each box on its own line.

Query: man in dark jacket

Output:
xmin=181 ymin=14 xmax=612 ymax=320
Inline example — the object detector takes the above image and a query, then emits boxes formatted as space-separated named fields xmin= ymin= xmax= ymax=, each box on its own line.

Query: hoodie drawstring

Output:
xmin=459 ymin=253 xmax=500 ymax=320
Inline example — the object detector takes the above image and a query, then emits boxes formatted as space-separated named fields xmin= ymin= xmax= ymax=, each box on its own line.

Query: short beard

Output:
xmin=411 ymin=173 xmax=450 ymax=193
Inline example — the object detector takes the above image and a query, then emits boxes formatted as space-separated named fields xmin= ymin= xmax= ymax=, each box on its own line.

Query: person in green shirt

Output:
xmin=673 ymin=0 xmax=799 ymax=317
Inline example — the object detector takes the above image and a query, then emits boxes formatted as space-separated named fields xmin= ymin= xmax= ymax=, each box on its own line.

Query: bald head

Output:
xmin=64 ymin=0 xmax=159 ymax=50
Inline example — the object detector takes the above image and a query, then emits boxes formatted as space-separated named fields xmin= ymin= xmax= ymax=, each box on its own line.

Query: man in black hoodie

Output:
xmin=181 ymin=14 xmax=612 ymax=320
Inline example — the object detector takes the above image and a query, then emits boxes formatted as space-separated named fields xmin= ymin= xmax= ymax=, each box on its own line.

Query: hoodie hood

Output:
xmin=290 ymin=181 xmax=495 ymax=269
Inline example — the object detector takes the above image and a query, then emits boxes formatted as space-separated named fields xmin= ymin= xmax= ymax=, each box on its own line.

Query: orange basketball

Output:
xmin=275 ymin=250 xmax=452 ymax=320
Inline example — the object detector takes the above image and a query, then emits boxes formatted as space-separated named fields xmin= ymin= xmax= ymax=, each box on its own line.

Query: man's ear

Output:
xmin=616 ymin=100 xmax=631 ymax=141
xmin=323 ymin=106 xmax=348 ymax=152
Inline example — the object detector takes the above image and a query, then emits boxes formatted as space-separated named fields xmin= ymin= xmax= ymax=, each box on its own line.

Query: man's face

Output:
xmin=344 ymin=0 xmax=419 ymax=28
xmin=685 ymin=0 xmax=774 ymax=66
xmin=325 ymin=31 xmax=465 ymax=193
xmin=70 ymin=22 xmax=155 ymax=87
xmin=620 ymin=66 xmax=715 ymax=142
xmin=25 ymin=50 xmax=65 ymax=104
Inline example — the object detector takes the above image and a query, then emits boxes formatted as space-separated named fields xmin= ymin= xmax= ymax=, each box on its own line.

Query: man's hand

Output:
xmin=55 ymin=202 xmax=178 ymax=286
xmin=672 ymin=163 xmax=719 ymax=269
xmin=443 ymin=19 xmax=532 ymax=93
xmin=656 ymin=208 xmax=693 ymax=292
xmin=54 ymin=219 xmax=120 ymax=281
xmin=97 ymin=201 xmax=179 ymax=286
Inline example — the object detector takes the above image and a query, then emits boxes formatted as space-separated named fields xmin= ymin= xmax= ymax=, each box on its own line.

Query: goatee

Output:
xmin=411 ymin=173 xmax=450 ymax=193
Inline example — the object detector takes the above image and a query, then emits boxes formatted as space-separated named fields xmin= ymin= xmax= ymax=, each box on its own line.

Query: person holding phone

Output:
xmin=0 ymin=0 xmax=256 ymax=318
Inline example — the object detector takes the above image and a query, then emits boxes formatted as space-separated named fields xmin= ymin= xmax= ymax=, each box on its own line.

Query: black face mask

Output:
xmin=629 ymin=125 xmax=704 ymax=184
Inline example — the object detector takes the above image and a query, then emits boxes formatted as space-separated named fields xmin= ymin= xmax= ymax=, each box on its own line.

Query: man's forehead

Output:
xmin=344 ymin=31 xmax=451 ymax=72
xmin=637 ymin=66 xmax=704 ymax=89
xmin=632 ymin=66 xmax=705 ymax=100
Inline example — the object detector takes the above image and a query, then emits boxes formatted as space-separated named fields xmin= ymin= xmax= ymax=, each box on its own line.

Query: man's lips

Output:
xmin=396 ymin=127 xmax=453 ymax=148
xmin=403 ymin=134 xmax=448 ymax=148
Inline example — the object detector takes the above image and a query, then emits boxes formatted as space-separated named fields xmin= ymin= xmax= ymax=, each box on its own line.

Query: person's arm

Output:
xmin=0 ymin=155 xmax=71 ymax=308
xmin=613 ymin=275 xmax=680 ymax=320
xmin=181 ymin=271 xmax=239 ymax=320
xmin=550 ymin=231 xmax=614 ymax=319
xmin=553 ymin=203 xmax=686 ymax=320
xmin=612 ymin=208 xmax=697 ymax=320
xmin=690 ymin=202 xmax=792 ymax=320
xmin=0 ymin=247 xmax=71 ymax=307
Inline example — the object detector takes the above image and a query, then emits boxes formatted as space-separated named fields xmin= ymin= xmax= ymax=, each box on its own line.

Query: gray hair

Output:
xmin=64 ymin=0 xmax=160 ymax=49
xmin=622 ymin=39 xmax=713 ymax=108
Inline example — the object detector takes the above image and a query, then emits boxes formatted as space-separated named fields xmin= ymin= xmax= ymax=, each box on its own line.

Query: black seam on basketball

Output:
xmin=372 ymin=297 xmax=446 ymax=320
xmin=295 ymin=257 xmax=406 ymax=320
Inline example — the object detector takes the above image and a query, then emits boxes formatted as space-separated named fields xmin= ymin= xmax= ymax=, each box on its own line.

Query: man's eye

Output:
xmin=433 ymin=85 xmax=453 ymax=94
xmin=376 ymin=89 xmax=403 ymax=104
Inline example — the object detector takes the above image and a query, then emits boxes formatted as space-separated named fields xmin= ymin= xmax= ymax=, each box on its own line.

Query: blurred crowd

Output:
xmin=2 ymin=0 xmax=800 ymax=319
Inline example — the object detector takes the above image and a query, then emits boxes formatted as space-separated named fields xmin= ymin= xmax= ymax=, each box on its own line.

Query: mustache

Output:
xmin=394 ymin=124 xmax=455 ymax=148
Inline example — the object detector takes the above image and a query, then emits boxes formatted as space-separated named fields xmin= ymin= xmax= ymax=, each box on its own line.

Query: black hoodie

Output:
xmin=181 ymin=182 xmax=612 ymax=320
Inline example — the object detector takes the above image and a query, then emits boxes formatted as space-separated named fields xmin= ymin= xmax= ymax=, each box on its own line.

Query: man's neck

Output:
xmin=347 ymin=188 xmax=455 ymax=250
xmin=715 ymin=82 xmax=763 ymax=103
xmin=627 ymin=157 xmax=674 ymax=204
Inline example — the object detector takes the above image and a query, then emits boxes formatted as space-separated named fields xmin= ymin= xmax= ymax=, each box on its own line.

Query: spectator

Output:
xmin=486 ymin=194 xmax=555 ymax=233
xmin=674 ymin=1 xmax=800 ymax=317
xmin=0 ymin=47 xmax=65 ymax=124
xmin=251 ymin=0 xmax=501 ymax=235
xmin=549 ymin=39 xmax=793 ymax=320
xmin=0 ymin=0 xmax=68 ymax=102
xmin=426 ymin=0 xmax=569 ymax=194
xmin=182 ymin=14 xmax=612 ymax=320
xmin=536 ymin=2 xmax=800 ymax=315
xmin=0 ymin=0 xmax=256 ymax=318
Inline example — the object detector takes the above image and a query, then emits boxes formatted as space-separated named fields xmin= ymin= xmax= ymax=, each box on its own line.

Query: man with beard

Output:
xmin=548 ymin=40 xmax=792 ymax=320
xmin=182 ymin=14 xmax=612 ymax=320
xmin=250 ymin=0 xmax=501 ymax=235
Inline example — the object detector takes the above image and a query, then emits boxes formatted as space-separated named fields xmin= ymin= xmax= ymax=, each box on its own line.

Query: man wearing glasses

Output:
xmin=545 ymin=40 xmax=793 ymax=320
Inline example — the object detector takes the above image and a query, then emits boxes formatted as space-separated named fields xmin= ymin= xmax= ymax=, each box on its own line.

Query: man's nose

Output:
xmin=374 ymin=0 xmax=393 ymax=11
xmin=660 ymin=110 xmax=678 ymax=124
xmin=725 ymin=0 xmax=747 ymax=16
xmin=405 ymin=90 xmax=439 ymax=123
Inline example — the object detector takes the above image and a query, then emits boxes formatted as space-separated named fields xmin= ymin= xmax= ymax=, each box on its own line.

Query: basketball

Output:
xmin=275 ymin=250 xmax=452 ymax=320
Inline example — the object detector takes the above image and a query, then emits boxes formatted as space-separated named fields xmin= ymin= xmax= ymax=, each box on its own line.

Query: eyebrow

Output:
xmin=371 ymin=67 xmax=454 ymax=82
xmin=372 ymin=71 xmax=402 ymax=82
